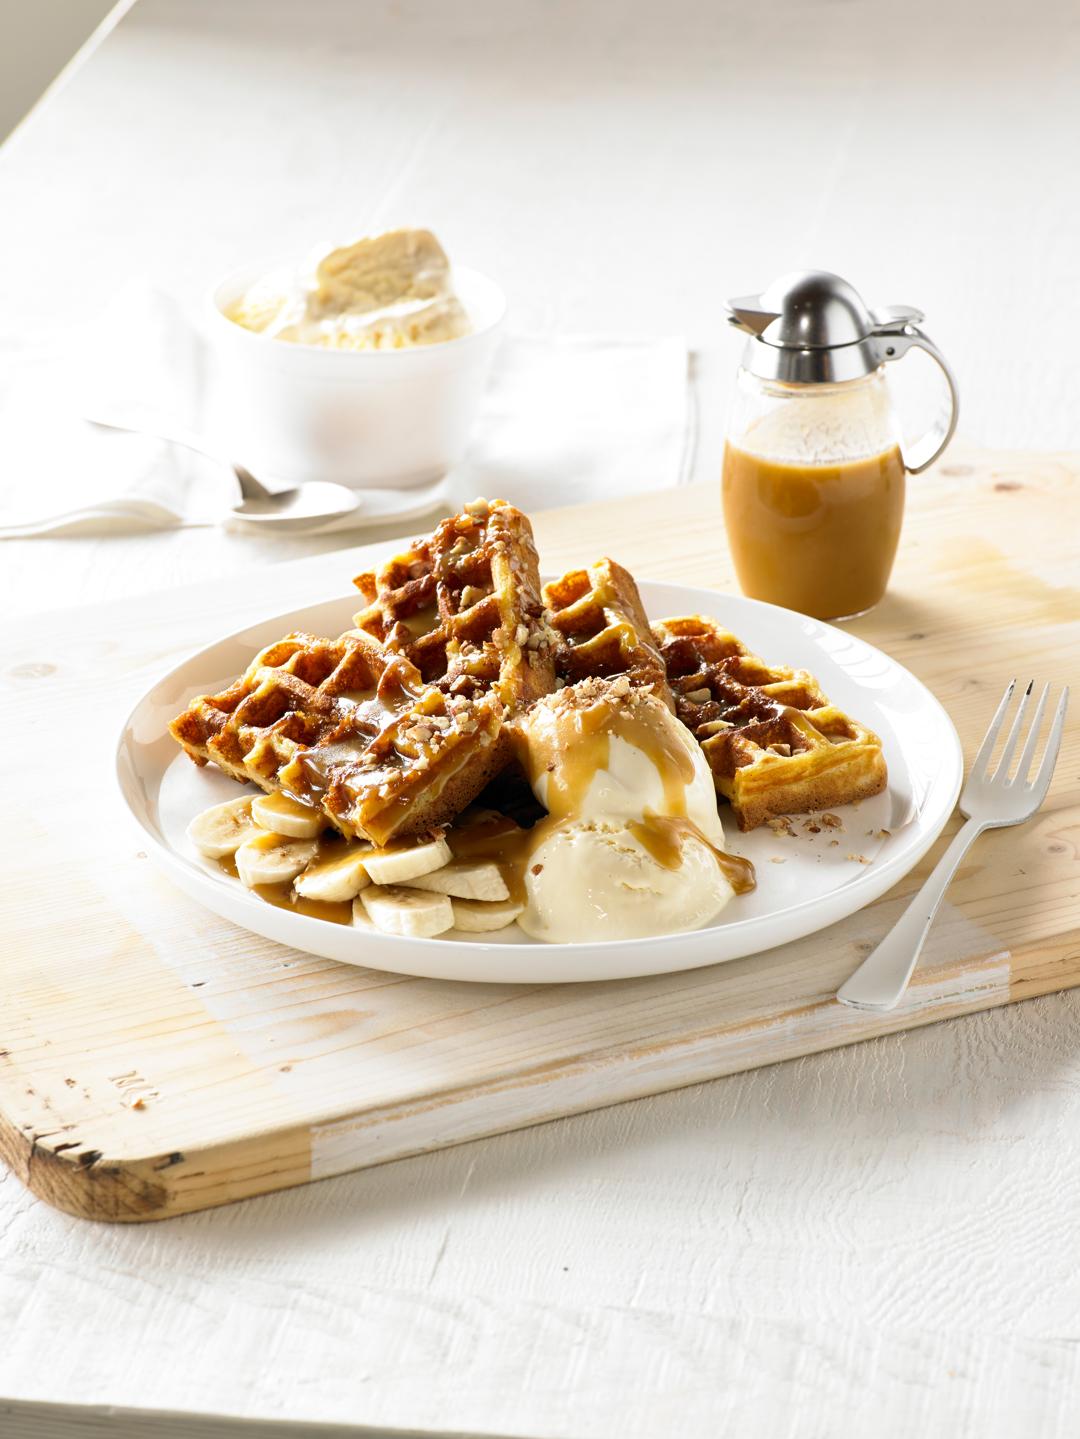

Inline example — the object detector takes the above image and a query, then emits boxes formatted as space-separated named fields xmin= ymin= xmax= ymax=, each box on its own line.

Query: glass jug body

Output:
xmin=721 ymin=367 xmax=905 ymax=621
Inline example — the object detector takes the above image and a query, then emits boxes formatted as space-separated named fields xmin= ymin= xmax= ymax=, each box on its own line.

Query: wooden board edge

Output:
xmin=0 ymin=1397 xmax=515 ymax=1438
xmin=1009 ymin=928 xmax=1080 ymax=999
xmin=0 ymin=1106 xmax=313 ymax=1223
xmin=302 ymin=932 xmax=1080 ymax=1197
xmin=9 ymin=932 xmax=1080 ymax=1223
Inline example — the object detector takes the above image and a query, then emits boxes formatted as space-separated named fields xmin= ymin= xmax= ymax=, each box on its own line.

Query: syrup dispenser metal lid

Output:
xmin=726 ymin=270 xmax=927 ymax=385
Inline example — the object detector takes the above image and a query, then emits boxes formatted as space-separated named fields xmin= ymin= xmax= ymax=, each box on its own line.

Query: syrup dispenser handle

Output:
xmin=879 ymin=325 xmax=960 ymax=475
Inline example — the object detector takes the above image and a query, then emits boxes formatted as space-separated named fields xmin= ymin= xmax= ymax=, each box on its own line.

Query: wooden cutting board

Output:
xmin=3 ymin=448 xmax=1078 ymax=1222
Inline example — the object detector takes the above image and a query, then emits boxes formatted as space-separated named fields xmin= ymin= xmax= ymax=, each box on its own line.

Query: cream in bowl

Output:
xmin=206 ymin=228 xmax=505 ymax=490
xmin=225 ymin=228 xmax=472 ymax=352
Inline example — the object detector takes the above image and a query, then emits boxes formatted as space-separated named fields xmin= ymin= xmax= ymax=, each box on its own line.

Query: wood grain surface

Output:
xmin=3 ymin=449 xmax=1077 ymax=1223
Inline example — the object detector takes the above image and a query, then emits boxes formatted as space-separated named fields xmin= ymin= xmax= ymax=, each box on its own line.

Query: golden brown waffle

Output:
xmin=169 ymin=631 xmax=506 ymax=847
xmin=543 ymin=558 xmax=672 ymax=705
xmin=351 ymin=498 xmax=556 ymax=712
xmin=653 ymin=615 xmax=887 ymax=831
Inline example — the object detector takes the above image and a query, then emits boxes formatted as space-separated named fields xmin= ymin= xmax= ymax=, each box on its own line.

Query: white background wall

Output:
xmin=0 ymin=0 xmax=119 ymax=140
xmin=2 ymin=0 xmax=1078 ymax=454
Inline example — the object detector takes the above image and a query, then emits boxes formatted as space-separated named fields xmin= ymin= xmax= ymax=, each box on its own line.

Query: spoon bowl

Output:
xmin=230 ymin=467 xmax=361 ymax=527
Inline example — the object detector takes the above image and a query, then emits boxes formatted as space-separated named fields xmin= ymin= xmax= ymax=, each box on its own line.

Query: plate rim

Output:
xmin=116 ymin=581 xmax=964 ymax=975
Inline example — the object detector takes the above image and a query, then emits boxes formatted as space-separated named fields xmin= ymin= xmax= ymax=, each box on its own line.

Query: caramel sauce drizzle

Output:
xmin=254 ymin=883 xmax=353 ymax=926
xmin=214 ymin=833 xmax=359 ymax=926
xmin=627 ymin=813 xmax=755 ymax=894
xmin=212 ymin=689 xmax=756 ymax=925
xmin=287 ymin=656 xmax=430 ymax=805
xmin=446 ymin=814 xmax=535 ymax=906
xmin=452 ymin=693 xmax=756 ymax=903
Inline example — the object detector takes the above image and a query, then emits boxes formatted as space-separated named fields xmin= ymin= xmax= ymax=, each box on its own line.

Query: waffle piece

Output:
xmin=543 ymin=558 xmax=672 ymax=706
xmin=653 ymin=615 xmax=887 ymax=831
xmin=351 ymin=498 xmax=555 ymax=711
xmin=169 ymin=631 xmax=506 ymax=847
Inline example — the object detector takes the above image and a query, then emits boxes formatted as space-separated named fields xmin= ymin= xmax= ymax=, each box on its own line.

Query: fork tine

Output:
xmin=969 ymin=679 xmax=1016 ymax=782
xmin=1028 ymin=687 xmax=1070 ymax=801
xmin=1015 ymin=682 xmax=1051 ymax=785
xmin=993 ymin=679 xmax=1035 ymax=781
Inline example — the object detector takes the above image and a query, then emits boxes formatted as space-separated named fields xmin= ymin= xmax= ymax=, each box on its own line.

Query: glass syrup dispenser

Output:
xmin=721 ymin=270 xmax=958 ymax=620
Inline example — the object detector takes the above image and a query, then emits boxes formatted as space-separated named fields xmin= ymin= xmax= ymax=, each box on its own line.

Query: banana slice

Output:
xmin=451 ymin=896 xmax=524 ymax=933
xmin=235 ymin=832 xmax=319 ymax=888
xmin=295 ymin=845 xmax=371 ymax=902
xmin=187 ymin=796 xmax=262 ymax=859
xmin=251 ymin=791 xmax=325 ymax=839
xmin=408 ymin=860 xmax=509 ymax=901
xmin=362 ymin=836 xmax=451 ymax=886
xmin=358 ymin=885 xmax=454 ymax=938
xmin=351 ymin=900 xmax=376 ymax=932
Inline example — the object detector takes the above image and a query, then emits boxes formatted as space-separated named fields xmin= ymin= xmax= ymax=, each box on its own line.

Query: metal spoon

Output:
xmin=229 ymin=465 xmax=362 ymax=526
xmin=83 ymin=411 xmax=362 ymax=529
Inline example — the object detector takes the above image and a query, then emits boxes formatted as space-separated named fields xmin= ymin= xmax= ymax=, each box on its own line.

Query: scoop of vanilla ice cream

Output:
xmin=514 ymin=682 xmax=738 ymax=944
xmin=525 ymin=687 xmax=726 ymax=843
xmin=518 ymin=818 xmax=733 ymax=944
xmin=225 ymin=229 xmax=471 ymax=350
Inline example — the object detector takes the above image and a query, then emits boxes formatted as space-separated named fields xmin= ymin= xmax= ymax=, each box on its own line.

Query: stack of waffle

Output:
xmin=172 ymin=499 xmax=553 ymax=847
xmin=171 ymin=498 xmax=887 ymax=862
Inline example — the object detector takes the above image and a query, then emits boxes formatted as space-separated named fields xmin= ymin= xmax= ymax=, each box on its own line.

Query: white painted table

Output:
xmin=4 ymin=2 xmax=1080 ymax=1435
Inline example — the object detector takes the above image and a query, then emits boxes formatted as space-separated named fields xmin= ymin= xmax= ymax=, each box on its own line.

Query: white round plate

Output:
xmin=117 ymin=582 xmax=962 ymax=984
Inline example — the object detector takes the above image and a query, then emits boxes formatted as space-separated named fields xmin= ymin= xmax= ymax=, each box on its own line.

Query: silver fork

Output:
xmin=837 ymin=679 xmax=1069 ymax=1012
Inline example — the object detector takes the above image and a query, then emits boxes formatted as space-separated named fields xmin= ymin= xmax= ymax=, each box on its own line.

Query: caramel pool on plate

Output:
xmin=721 ymin=442 xmax=905 ymax=620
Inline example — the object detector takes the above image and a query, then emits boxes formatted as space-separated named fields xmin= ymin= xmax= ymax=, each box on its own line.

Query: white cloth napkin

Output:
xmin=0 ymin=288 xmax=692 ymax=537
xmin=0 ymin=287 xmax=225 ymax=537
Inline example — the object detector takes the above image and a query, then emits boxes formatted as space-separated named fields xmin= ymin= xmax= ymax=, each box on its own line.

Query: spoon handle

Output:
xmin=84 ymin=410 xmax=262 ymax=504
xmin=84 ymin=409 xmax=222 ymax=464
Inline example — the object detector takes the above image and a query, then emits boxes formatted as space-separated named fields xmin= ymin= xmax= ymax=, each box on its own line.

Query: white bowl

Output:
xmin=203 ymin=262 xmax=506 ymax=490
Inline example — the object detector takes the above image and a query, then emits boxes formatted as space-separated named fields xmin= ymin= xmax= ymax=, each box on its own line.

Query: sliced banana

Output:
xmin=451 ymin=896 xmax=524 ymax=933
xmin=408 ymin=860 xmax=509 ymax=901
xmin=295 ymin=845 xmax=371 ymax=902
xmin=235 ymin=832 xmax=319 ymax=888
xmin=251 ymin=791 xmax=325 ymax=839
xmin=187 ymin=796 xmax=262 ymax=859
xmin=351 ymin=899 xmax=376 ymax=932
xmin=358 ymin=884 xmax=454 ymax=938
xmin=362 ymin=836 xmax=451 ymax=886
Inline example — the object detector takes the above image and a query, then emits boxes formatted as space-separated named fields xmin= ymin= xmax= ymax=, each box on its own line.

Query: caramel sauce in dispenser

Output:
xmin=720 ymin=271 xmax=958 ymax=620
xmin=721 ymin=442 xmax=905 ymax=620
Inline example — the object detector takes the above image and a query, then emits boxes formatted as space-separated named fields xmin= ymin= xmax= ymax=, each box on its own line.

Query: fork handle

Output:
xmin=836 ymin=817 xmax=985 ymax=1011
